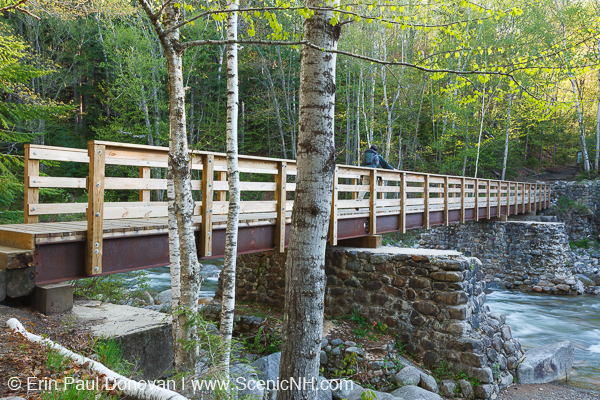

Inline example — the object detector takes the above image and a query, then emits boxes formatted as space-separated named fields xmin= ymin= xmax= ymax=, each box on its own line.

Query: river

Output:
xmin=486 ymin=290 xmax=600 ymax=391
xmin=145 ymin=264 xmax=599 ymax=391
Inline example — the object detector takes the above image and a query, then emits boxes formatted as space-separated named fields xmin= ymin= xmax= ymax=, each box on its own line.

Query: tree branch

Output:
xmin=0 ymin=0 xmax=28 ymax=12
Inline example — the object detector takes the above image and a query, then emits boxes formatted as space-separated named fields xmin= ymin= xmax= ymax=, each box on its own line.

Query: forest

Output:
xmin=1 ymin=0 xmax=600 ymax=224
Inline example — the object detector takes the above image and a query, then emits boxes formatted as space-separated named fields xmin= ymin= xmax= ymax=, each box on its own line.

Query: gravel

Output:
xmin=497 ymin=384 xmax=600 ymax=400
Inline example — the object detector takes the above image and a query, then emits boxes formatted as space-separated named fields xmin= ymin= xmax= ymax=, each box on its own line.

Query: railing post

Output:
xmin=329 ymin=166 xmax=338 ymax=246
xmin=486 ymin=180 xmax=491 ymax=219
xmin=474 ymin=179 xmax=479 ymax=222
xmin=24 ymin=144 xmax=39 ymax=224
xmin=369 ymin=169 xmax=377 ymax=234
xmin=497 ymin=180 xmax=502 ymax=217
xmin=201 ymin=154 xmax=214 ymax=257
xmin=276 ymin=161 xmax=288 ymax=252
xmin=352 ymin=178 xmax=358 ymax=200
xmin=217 ymin=171 xmax=227 ymax=201
xmin=527 ymin=184 xmax=532 ymax=213
xmin=424 ymin=174 xmax=430 ymax=228
xmin=139 ymin=166 xmax=151 ymax=203
xmin=443 ymin=176 xmax=449 ymax=226
xmin=400 ymin=172 xmax=406 ymax=233
xmin=460 ymin=177 xmax=466 ymax=223
xmin=86 ymin=142 xmax=105 ymax=275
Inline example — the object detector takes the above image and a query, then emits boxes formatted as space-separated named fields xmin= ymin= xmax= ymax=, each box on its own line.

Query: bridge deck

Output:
xmin=0 ymin=140 xmax=551 ymax=285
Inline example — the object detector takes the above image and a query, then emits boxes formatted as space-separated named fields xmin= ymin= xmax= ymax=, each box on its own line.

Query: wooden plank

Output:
xmin=460 ymin=177 xmax=466 ymax=223
xmin=275 ymin=162 xmax=287 ymax=252
xmin=139 ymin=167 xmax=151 ymax=203
xmin=24 ymin=145 xmax=40 ymax=224
xmin=444 ymin=176 xmax=449 ymax=226
xmin=329 ymin=167 xmax=338 ymax=246
xmin=370 ymin=169 xmax=377 ymax=234
xmin=201 ymin=154 xmax=214 ymax=257
xmin=400 ymin=172 xmax=406 ymax=234
xmin=351 ymin=178 xmax=358 ymax=199
xmin=28 ymin=176 xmax=86 ymax=189
xmin=86 ymin=142 xmax=105 ymax=275
xmin=28 ymin=145 xmax=89 ymax=163
xmin=217 ymin=171 xmax=227 ymax=202
xmin=424 ymin=175 xmax=430 ymax=228
xmin=0 ymin=230 xmax=35 ymax=250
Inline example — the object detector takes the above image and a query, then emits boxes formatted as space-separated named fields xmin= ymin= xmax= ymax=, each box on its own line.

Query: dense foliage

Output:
xmin=1 ymin=0 xmax=600 ymax=219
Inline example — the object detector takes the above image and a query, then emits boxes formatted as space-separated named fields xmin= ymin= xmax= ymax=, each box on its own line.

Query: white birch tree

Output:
xmin=219 ymin=0 xmax=241 ymax=371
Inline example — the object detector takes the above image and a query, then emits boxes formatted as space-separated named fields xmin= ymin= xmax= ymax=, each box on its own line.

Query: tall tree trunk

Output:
xmin=219 ymin=0 xmax=240 ymax=372
xmin=596 ymin=41 xmax=600 ymax=173
xmin=277 ymin=2 xmax=339 ymax=400
xmin=501 ymin=92 xmax=513 ymax=180
xmin=473 ymin=83 xmax=487 ymax=178
xmin=140 ymin=0 xmax=204 ymax=372
xmin=167 ymin=167 xmax=181 ymax=366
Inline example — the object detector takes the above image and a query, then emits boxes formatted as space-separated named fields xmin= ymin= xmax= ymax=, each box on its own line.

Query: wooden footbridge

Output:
xmin=0 ymin=141 xmax=551 ymax=286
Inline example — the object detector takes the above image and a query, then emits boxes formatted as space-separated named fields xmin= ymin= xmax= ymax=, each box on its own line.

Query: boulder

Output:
xmin=439 ymin=380 xmax=456 ymax=398
xmin=251 ymin=352 xmax=281 ymax=383
xmin=158 ymin=289 xmax=172 ymax=306
xmin=231 ymin=363 xmax=264 ymax=399
xmin=331 ymin=379 xmax=362 ymax=400
xmin=394 ymin=366 xmax=421 ymax=386
xmin=419 ymin=373 xmax=438 ymax=394
xmin=346 ymin=388 xmax=396 ymax=400
xmin=390 ymin=385 xmax=442 ymax=400
xmin=517 ymin=341 xmax=574 ymax=384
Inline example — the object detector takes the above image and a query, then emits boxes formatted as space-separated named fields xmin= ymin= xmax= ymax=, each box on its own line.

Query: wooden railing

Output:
xmin=23 ymin=141 xmax=551 ymax=275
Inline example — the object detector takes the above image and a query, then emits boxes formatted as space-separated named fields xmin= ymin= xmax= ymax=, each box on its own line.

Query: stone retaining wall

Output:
xmin=550 ymin=180 xmax=600 ymax=240
xmin=419 ymin=221 xmax=582 ymax=294
xmin=218 ymin=247 xmax=524 ymax=397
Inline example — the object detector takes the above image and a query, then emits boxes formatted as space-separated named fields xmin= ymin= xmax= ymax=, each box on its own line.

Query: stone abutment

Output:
xmin=217 ymin=247 xmax=524 ymax=396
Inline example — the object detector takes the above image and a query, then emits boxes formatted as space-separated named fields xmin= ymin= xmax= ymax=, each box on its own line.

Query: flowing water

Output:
xmin=142 ymin=263 xmax=599 ymax=391
xmin=145 ymin=258 xmax=224 ymax=298
xmin=486 ymin=290 xmax=600 ymax=391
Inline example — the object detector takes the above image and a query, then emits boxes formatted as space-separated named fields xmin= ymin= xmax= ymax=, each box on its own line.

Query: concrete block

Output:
xmin=517 ymin=340 xmax=574 ymax=384
xmin=34 ymin=283 xmax=73 ymax=315
xmin=6 ymin=265 xmax=35 ymax=298
xmin=72 ymin=300 xmax=173 ymax=380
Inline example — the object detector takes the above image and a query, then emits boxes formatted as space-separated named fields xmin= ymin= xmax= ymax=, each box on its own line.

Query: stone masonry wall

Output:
xmin=419 ymin=221 xmax=583 ymax=294
xmin=550 ymin=180 xmax=600 ymax=240
xmin=218 ymin=247 xmax=525 ymax=396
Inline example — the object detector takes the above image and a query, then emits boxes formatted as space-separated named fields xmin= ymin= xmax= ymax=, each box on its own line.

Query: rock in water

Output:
xmin=517 ymin=341 xmax=574 ymax=384
xmin=391 ymin=385 xmax=443 ymax=400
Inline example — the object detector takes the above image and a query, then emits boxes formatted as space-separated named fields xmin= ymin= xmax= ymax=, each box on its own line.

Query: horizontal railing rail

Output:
xmin=23 ymin=141 xmax=551 ymax=276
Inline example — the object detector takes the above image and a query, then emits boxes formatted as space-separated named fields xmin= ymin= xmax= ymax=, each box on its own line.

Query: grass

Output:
xmin=92 ymin=338 xmax=133 ymax=376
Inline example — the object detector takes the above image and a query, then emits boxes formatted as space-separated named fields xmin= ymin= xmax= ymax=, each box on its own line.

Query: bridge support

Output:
xmin=34 ymin=283 xmax=73 ymax=315
xmin=337 ymin=235 xmax=382 ymax=249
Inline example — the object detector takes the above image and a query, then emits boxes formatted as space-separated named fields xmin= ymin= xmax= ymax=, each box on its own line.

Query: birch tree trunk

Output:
xmin=277 ymin=1 xmax=339 ymax=399
xmin=167 ymin=165 xmax=182 ymax=363
xmin=473 ymin=84 xmax=487 ymax=178
xmin=219 ymin=0 xmax=240 ymax=372
xmin=139 ymin=0 xmax=203 ymax=372
xmin=501 ymin=92 xmax=513 ymax=180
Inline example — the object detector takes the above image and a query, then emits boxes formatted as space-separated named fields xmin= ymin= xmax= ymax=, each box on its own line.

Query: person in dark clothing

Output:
xmin=357 ymin=145 xmax=395 ymax=201
xmin=362 ymin=145 xmax=394 ymax=170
